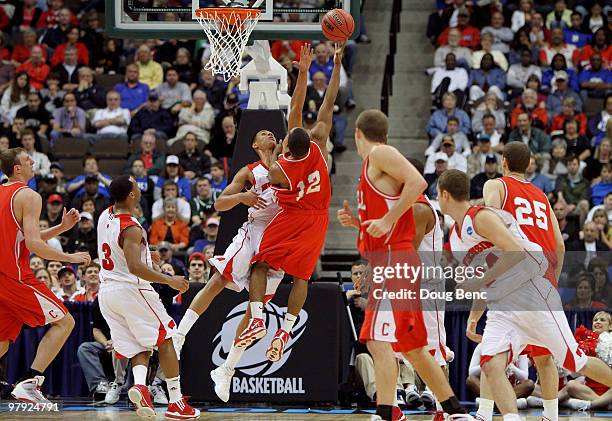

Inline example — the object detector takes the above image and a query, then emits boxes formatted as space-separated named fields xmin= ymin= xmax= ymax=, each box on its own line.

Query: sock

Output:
xmin=250 ymin=302 xmax=263 ymax=319
xmin=224 ymin=344 xmax=245 ymax=370
xmin=132 ymin=365 xmax=148 ymax=386
xmin=476 ymin=398 xmax=494 ymax=421
xmin=165 ymin=376 xmax=181 ymax=404
xmin=435 ymin=398 xmax=443 ymax=412
xmin=177 ymin=309 xmax=199 ymax=336
xmin=543 ymin=398 xmax=558 ymax=421
xmin=376 ymin=405 xmax=393 ymax=420
xmin=282 ymin=313 xmax=297 ymax=333
xmin=441 ymin=396 xmax=466 ymax=415
xmin=502 ymin=414 xmax=521 ymax=421
xmin=18 ymin=368 xmax=43 ymax=383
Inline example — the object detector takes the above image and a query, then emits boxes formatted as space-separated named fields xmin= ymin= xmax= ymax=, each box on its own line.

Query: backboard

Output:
xmin=106 ymin=0 xmax=359 ymax=40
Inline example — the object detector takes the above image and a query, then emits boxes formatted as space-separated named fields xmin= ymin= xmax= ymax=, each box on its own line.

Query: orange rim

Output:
xmin=195 ymin=7 xmax=261 ymax=25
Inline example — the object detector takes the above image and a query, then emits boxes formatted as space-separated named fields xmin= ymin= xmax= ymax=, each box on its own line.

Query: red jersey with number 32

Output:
xmin=357 ymin=156 xmax=416 ymax=254
xmin=0 ymin=182 xmax=34 ymax=281
xmin=97 ymin=206 xmax=152 ymax=286
xmin=272 ymin=141 xmax=331 ymax=211
xmin=499 ymin=175 xmax=558 ymax=286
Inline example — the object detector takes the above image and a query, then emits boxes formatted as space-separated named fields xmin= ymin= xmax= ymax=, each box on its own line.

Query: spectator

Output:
xmin=587 ymin=191 xmax=612 ymax=223
xmin=511 ymin=0 xmax=535 ymax=33
xmin=128 ymin=91 xmax=174 ymax=141
xmin=563 ymin=11 xmax=592 ymax=48
xmin=30 ymin=256 xmax=45 ymax=272
xmin=433 ymin=28 xmax=472 ymax=68
xmin=95 ymin=39 xmax=120 ymax=75
xmin=472 ymin=33 xmax=509 ymax=71
xmin=555 ymin=155 xmax=591 ymax=215
xmin=50 ymin=26 xmax=89 ymax=67
xmin=208 ymin=116 xmax=237 ymax=159
xmin=187 ymin=252 xmax=208 ymax=283
xmin=1 ymin=72 xmax=30 ymax=124
xmin=525 ymin=154 xmax=553 ymax=194
xmin=309 ymin=42 xmax=349 ymax=87
xmin=40 ymin=7 xmax=72 ymax=49
xmin=470 ymin=154 xmax=502 ymax=203
xmin=135 ymin=44 xmax=163 ymax=89
xmin=481 ymin=12 xmax=513 ymax=54
xmin=425 ymin=116 xmax=471 ymax=157
xmin=550 ymin=96 xmax=588 ymax=136
xmin=35 ymin=267 xmax=57 ymax=293
xmin=11 ymin=29 xmax=45 ymax=64
xmin=152 ymin=180 xmax=190 ymax=222
xmin=546 ymin=0 xmax=572 ymax=30
xmin=426 ymin=92 xmax=471 ymax=137
xmin=588 ymin=94 xmax=612 ymax=146
xmin=158 ymin=67 xmax=192 ymax=113
xmin=178 ymin=132 xmax=211 ymax=179
xmin=543 ymin=137 xmax=569 ymax=180
xmin=79 ymin=197 xmax=100 ymax=223
xmin=74 ymin=67 xmax=106 ymax=112
xmin=149 ymin=197 xmax=189 ymax=251
xmin=50 ymin=45 xmax=82 ymax=92
xmin=468 ymin=53 xmax=506 ymax=102
xmin=39 ymin=217 xmax=63 ymax=251
xmin=71 ymin=262 xmax=99 ymax=302
xmin=589 ymin=259 xmax=612 ymax=305
xmin=467 ymin=135 xmax=502 ymax=179
xmin=430 ymin=53 xmax=469 ymax=107
xmin=471 ymin=94 xmax=506 ymax=134
xmin=578 ymin=54 xmax=612 ymax=98
xmin=563 ymin=119 xmax=591 ymax=161
xmin=155 ymin=155 xmax=191 ymax=200
xmin=540 ymin=27 xmax=576 ymax=68
xmin=41 ymin=72 xmax=64 ymax=115
xmin=305 ymin=70 xmax=348 ymax=150
xmin=564 ymin=273 xmax=608 ymax=309
xmin=591 ymin=208 xmax=612 ymax=250
xmin=21 ymin=129 xmax=50 ymax=177
xmin=192 ymin=217 xmax=219 ymax=252
xmin=542 ymin=58 xmax=580 ymax=94
xmin=209 ymin=162 xmax=228 ymax=200
xmin=43 ymin=193 xmax=65 ymax=227
xmin=474 ymin=114 xmax=504 ymax=152
xmin=424 ymin=136 xmax=467 ymax=173
xmin=573 ymin=28 xmax=610 ymax=70
xmin=130 ymin=159 xmax=155 ymax=215
xmin=173 ymin=48 xmax=197 ymax=88
xmin=0 ymin=53 xmax=15 ymax=95
xmin=169 ymin=90 xmax=216 ymax=146
xmin=70 ymin=176 xmax=110 ymax=217
xmin=16 ymin=46 xmax=49 ymax=90
xmin=8 ymin=116 xmax=26 ymax=146
xmin=511 ymin=89 xmax=548 ymax=130
xmin=15 ymin=92 xmax=51 ymax=139
xmin=437 ymin=7 xmax=480 ymax=50
xmin=554 ymin=200 xmax=580 ymax=243
xmin=66 ymin=154 xmax=112 ymax=198
xmin=126 ymin=132 xmax=165 ymax=176
xmin=508 ymin=112 xmax=552 ymax=158
xmin=509 ymin=28 xmax=540 ymax=66
xmin=56 ymin=265 xmax=82 ymax=301
xmin=114 ymin=63 xmax=149 ymax=114
xmin=157 ymin=241 xmax=186 ymax=273
xmin=49 ymin=161 xmax=67 ymax=193
xmin=49 ymin=92 xmax=86 ymax=142
xmin=190 ymin=177 xmax=215 ymax=226
xmin=584 ymin=2 xmax=606 ymax=33
xmin=591 ymin=164 xmax=612 ymax=205
xmin=584 ymin=138 xmax=612 ymax=181
xmin=198 ymin=71 xmax=226 ymax=111
xmin=507 ymin=48 xmax=543 ymax=95
xmin=91 ymin=90 xmax=130 ymax=140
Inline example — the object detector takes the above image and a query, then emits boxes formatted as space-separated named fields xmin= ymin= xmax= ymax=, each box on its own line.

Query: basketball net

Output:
xmin=196 ymin=7 xmax=261 ymax=82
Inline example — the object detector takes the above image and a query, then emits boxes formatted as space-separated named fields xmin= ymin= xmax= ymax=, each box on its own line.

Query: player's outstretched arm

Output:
xmin=40 ymin=207 xmax=80 ymax=240
xmin=482 ymin=179 xmax=505 ymax=208
xmin=362 ymin=145 xmax=427 ymax=238
xmin=310 ymin=43 xmax=344 ymax=153
xmin=214 ymin=166 xmax=266 ymax=211
xmin=122 ymin=226 xmax=189 ymax=293
xmin=20 ymin=189 xmax=91 ymax=264
xmin=288 ymin=43 xmax=313 ymax=131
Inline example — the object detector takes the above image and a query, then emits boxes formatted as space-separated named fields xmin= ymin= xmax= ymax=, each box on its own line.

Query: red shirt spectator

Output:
xmin=36 ymin=0 xmax=78 ymax=28
xmin=50 ymin=27 xmax=89 ymax=67
xmin=539 ymin=28 xmax=576 ymax=68
xmin=437 ymin=8 xmax=480 ymax=50
xmin=271 ymin=40 xmax=304 ymax=62
xmin=572 ymin=32 xmax=612 ymax=70
xmin=12 ymin=0 xmax=43 ymax=30
xmin=551 ymin=113 xmax=588 ymax=135
xmin=11 ymin=29 xmax=48 ymax=64
xmin=17 ymin=46 xmax=50 ymax=90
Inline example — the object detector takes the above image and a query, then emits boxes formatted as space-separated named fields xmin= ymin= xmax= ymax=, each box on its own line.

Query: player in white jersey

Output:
xmin=97 ymin=175 xmax=199 ymax=420
xmin=173 ymin=129 xmax=283 ymax=403
xmin=438 ymin=169 xmax=612 ymax=421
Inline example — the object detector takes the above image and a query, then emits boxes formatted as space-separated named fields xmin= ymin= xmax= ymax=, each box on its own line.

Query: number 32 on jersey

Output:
xmin=296 ymin=170 xmax=321 ymax=201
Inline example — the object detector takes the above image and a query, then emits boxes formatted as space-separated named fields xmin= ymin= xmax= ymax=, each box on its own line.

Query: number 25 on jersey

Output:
xmin=514 ymin=197 xmax=548 ymax=230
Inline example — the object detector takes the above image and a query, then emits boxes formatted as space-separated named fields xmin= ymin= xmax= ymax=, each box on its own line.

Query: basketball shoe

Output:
xmin=234 ymin=318 xmax=267 ymax=348
xmin=165 ymin=396 xmax=200 ymax=420
xmin=370 ymin=406 xmax=406 ymax=421
xmin=266 ymin=329 xmax=290 ymax=362
xmin=432 ymin=411 xmax=446 ymax=421
xmin=11 ymin=376 xmax=49 ymax=404
xmin=128 ymin=384 xmax=156 ymax=420
xmin=210 ymin=366 xmax=234 ymax=402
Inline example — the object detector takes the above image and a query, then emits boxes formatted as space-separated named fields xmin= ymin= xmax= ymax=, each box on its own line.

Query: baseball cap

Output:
xmin=555 ymin=70 xmax=568 ymax=81
xmin=148 ymin=91 xmax=160 ymax=101
xmin=58 ymin=266 xmax=76 ymax=278
xmin=485 ymin=154 xmax=498 ymax=163
xmin=478 ymin=133 xmax=491 ymax=142
xmin=433 ymin=152 xmax=449 ymax=162
xmin=441 ymin=136 xmax=455 ymax=146
xmin=157 ymin=241 xmax=171 ymax=251
xmin=189 ymin=252 xmax=206 ymax=263
xmin=50 ymin=161 xmax=63 ymax=171
xmin=206 ymin=217 xmax=220 ymax=227
xmin=47 ymin=193 xmax=63 ymax=204
xmin=85 ymin=175 xmax=98 ymax=183
xmin=79 ymin=211 xmax=93 ymax=221
xmin=166 ymin=155 xmax=179 ymax=165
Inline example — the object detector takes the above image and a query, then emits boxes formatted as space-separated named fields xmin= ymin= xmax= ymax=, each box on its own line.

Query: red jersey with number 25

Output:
xmin=357 ymin=156 xmax=416 ymax=254
xmin=499 ymin=175 xmax=558 ymax=287
xmin=0 ymin=182 xmax=33 ymax=281
xmin=272 ymin=141 xmax=331 ymax=211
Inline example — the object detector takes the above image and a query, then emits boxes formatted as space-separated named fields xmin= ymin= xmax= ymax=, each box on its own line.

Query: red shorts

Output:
xmin=252 ymin=209 xmax=328 ymax=280
xmin=525 ymin=344 xmax=552 ymax=357
xmin=0 ymin=274 xmax=68 ymax=342
xmin=359 ymin=248 xmax=427 ymax=353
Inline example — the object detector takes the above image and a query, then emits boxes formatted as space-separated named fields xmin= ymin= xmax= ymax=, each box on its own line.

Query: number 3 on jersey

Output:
xmin=101 ymin=242 xmax=114 ymax=270
xmin=514 ymin=197 xmax=548 ymax=230
xmin=296 ymin=170 xmax=321 ymax=201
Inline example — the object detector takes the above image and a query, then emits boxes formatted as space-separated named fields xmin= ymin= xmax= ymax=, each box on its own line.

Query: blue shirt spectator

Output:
xmin=154 ymin=155 xmax=192 ymax=200
xmin=65 ymin=155 xmax=112 ymax=199
xmin=114 ymin=63 xmax=149 ymax=112
xmin=563 ymin=29 xmax=592 ymax=48
xmin=426 ymin=109 xmax=471 ymax=138
xmin=592 ymin=182 xmax=612 ymax=206
xmin=541 ymin=68 xmax=579 ymax=93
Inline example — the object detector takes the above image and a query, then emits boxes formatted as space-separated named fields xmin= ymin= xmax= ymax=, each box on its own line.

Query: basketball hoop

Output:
xmin=195 ymin=7 xmax=262 ymax=82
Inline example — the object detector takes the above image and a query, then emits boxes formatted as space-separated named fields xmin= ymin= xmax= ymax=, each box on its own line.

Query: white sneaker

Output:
xmin=420 ymin=387 xmax=435 ymax=408
xmin=517 ymin=397 xmax=528 ymax=409
xmin=95 ymin=380 xmax=109 ymax=395
xmin=173 ymin=332 xmax=185 ymax=360
xmin=526 ymin=396 xmax=543 ymax=407
xmin=567 ymin=398 xmax=590 ymax=411
xmin=370 ymin=416 xmax=383 ymax=421
xmin=11 ymin=376 xmax=50 ymax=404
xmin=210 ymin=365 xmax=234 ymax=403
xmin=148 ymin=384 xmax=168 ymax=405
xmin=104 ymin=382 xmax=121 ymax=404
xmin=404 ymin=384 xmax=421 ymax=406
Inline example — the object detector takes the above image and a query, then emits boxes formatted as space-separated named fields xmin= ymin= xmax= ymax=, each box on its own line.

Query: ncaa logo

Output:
xmin=211 ymin=302 xmax=308 ymax=376
xmin=466 ymin=226 xmax=473 ymax=235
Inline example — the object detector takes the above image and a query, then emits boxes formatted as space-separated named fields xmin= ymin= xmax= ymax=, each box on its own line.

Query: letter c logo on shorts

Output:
xmin=48 ymin=309 xmax=58 ymax=319
xmin=382 ymin=323 xmax=390 ymax=337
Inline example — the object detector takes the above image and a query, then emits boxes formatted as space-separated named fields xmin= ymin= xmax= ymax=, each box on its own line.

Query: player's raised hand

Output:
xmin=150 ymin=250 xmax=161 ymax=265
xmin=168 ymin=276 xmax=189 ymax=293
xmin=67 ymin=251 xmax=91 ymax=265
xmin=60 ymin=207 xmax=80 ymax=230
xmin=296 ymin=43 xmax=314 ymax=72
xmin=334 ymin=41 xmax=345 ymax=65
xmin=466 ymin=317 xmax=482 ymax=343
xmin=361 ymin=218 xmax=392 ymax=238
xmin=337 ymin=200 xmax=359 ymax=228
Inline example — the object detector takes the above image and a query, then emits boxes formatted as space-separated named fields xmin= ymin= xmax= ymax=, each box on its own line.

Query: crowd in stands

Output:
xmin=426 ymin=0 xmax=612 ymax=307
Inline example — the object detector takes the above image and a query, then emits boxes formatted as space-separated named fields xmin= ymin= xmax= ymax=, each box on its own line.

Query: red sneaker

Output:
xmin=433 ymin=410 xmax=446 ymax=421
xmin=266 ymin=329 xmax=290 ymax=362
xmin=165 ymin=396 xmax=201 ymax=420
xmin=128 ymin=384 xmax=156 ymax=420
xmin=234 ymin=318 xmax=267 ymax=348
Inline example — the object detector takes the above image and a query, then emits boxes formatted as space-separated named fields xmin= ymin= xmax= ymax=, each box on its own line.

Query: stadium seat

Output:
xmin=59 ymin=159 xmax=85 ymax=179
xmin=167 ymin=138 xmax=207 ymax=155
xmin=53 ymin=138 xmax=91 ymax=159
xmin=96 ymin=74 xmax=126 ymax=92
xmin=92 ymin=137 xmax=130 ymax=159
xmin=98 ymin=159 xmax=127 ymax=177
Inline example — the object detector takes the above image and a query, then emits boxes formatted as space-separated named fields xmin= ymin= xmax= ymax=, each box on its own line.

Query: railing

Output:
xmin=380 ymin=0 xmax=402 ymax=115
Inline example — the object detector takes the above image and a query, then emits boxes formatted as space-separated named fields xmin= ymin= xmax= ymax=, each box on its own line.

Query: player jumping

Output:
xmin=97 ymin=175 xmax=199 ymax=420
xmin=0 ymin=147 xmax=90 ymax=403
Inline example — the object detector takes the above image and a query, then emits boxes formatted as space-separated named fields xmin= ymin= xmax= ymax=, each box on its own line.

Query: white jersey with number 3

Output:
xmin=97 ymin=206 xmax=153 ymax=286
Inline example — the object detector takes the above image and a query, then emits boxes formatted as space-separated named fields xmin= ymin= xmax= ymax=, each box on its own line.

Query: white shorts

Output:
xmin=98 ymin=282 xmax=176 ymax=359
xmin=209 ymin=219 xmax=284 ymax=301
xmin=421 ymin=280 xmax=447 ymax=366
xmin=480 ymin=277 xmax=587 ymax=372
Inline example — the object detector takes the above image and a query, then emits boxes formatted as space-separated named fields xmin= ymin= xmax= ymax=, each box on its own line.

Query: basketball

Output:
xmin=321 ymin=9 xmax=355 ymax=42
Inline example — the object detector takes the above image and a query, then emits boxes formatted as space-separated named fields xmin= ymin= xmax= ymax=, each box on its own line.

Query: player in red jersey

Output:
xmin=337 ymin=110 xmax=471 ymax=421
xmin=0 ymin=148 xmax=91 ymax=403
xmin=234 ymin=43 xmax=339 ymax=362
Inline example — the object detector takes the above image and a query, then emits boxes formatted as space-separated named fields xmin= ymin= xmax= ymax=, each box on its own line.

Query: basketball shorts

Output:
xmin=209 ymin=219 xmax=284 ymax=302
xmin=252 ymin=209 xmax=328 ymax=281
xmin=359 ymin=248 xmax=428 ymax=354
xmin=421 ymin=280 xmax=448 ymax=366
xmin=480 ymin=277 xmax=587 ymax=372
xmin=98 ymin=281 xmax=176 ymax=359
xmin=0 ymin=275 xmax=68 ymax=342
